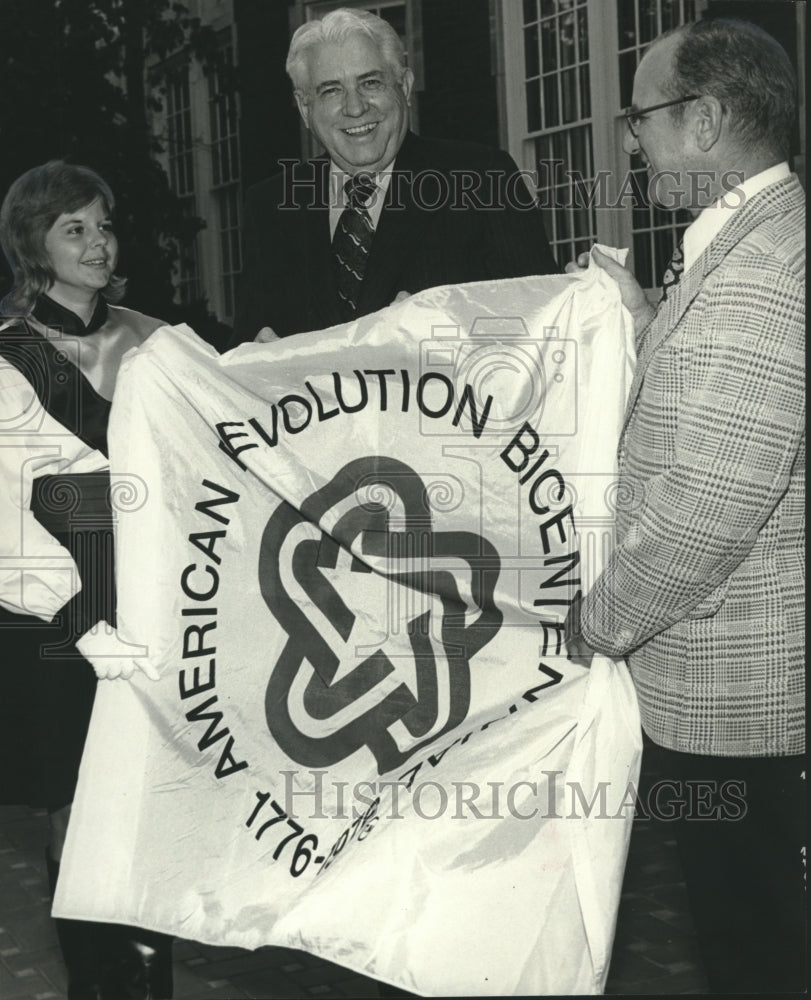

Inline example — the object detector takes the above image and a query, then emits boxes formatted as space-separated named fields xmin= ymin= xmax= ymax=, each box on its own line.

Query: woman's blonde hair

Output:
xmin=0 ymin=159 xmax=126 ymax=315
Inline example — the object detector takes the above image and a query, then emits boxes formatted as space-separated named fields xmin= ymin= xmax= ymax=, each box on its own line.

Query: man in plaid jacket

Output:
xmin=568 ymin=19 xmax=804 ymax=993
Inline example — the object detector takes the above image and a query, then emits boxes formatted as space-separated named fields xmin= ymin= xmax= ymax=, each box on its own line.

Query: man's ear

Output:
xmin=400 ymin=67 xmax=415 ymax=104
xmin=294 ymin=90 xmax=311 ymax=129
xmin=694 ymin=95 xmax=724 ymax=152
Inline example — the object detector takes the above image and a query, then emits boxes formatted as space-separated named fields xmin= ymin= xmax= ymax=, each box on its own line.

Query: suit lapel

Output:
xmin=357 ymin=133 xmax=433 ymax=314
xmin=301 ymin=158 xmax=344 ymax=330
xmin=623 ymin=262 xmax=703 ymax=426
xmin=621 ymin=175 xmax=803 ymax=434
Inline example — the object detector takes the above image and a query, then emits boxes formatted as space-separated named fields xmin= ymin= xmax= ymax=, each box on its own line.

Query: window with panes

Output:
xmin=208 ymin=33 xmax=241 ymax=321
xmin=511 ymin=0 xmax=705 ymax=286
xmin=616 ymin=0 xmax=700 ymax=288
xmin=522 ymin=0 xmax=596 ymax=267
xmin=166 ymin=65 xmax=201 ymax=304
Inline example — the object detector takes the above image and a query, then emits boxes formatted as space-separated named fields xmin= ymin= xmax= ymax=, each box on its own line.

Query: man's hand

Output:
xmin=254 ymin=326 xmax=279 ymax=344
xmin=563 ymin=593 xmax=595 ymax=668
xmin=391 ymin=291 xmax=411 ymax=305
xmin=566 ymin=631 xmax=596 ymax=667
xmin=566 ymin=246 xmax=655 ymax=336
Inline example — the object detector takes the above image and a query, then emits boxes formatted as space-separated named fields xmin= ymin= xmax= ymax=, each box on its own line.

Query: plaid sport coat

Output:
xmin=582 ymin=174 xmax=805 ymax=756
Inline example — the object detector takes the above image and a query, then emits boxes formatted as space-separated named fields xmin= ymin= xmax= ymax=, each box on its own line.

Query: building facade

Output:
xmin=159 ymin=0 xmax=806 ymax=325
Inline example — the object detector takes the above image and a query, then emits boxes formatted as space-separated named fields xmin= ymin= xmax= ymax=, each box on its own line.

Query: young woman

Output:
xmin=0 ymin=160 xmax=172 ymax=1000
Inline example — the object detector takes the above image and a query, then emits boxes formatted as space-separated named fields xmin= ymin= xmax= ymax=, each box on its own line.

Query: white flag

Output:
xmin=57 ymin=264 xmax=642 ymax=996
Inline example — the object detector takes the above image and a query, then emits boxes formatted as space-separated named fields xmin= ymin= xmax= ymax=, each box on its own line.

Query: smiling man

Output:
xmin=295 ymin=28 xmax=410 ymax=178
xmin=230 ymin=7 xmax=557 ymax=345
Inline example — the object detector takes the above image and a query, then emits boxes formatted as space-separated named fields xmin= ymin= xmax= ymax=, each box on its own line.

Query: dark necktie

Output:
xmin=333 ymin=173 xmax=377 ymax=319
xmin=659 ymin=240 xmax=685 ymax=303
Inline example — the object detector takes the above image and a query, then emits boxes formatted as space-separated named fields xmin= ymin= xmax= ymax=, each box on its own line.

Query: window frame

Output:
xmin=501 ymin=0 xmax=712 ymax=285
xmin=206 ymin=27 xmax=242 ymax=323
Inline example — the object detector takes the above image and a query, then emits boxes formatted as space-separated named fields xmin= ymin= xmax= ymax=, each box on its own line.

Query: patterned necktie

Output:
xmin=659 ymin=240 xmax=685 ymax=303
xmin=333 ymin=173 xmax=377 ymax=319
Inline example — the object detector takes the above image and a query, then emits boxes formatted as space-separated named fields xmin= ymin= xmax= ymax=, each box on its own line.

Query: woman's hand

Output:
xmin=76 ymin=623 xmax=161 ymax=681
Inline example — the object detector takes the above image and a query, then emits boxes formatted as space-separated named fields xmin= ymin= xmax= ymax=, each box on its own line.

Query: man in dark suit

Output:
xmin=230 ymin=7 xmax=557 ymax=345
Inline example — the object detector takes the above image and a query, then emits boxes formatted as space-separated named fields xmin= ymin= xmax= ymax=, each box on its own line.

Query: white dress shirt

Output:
xmin=682 ymin=161 xmax=790 ymax=273
xmin=328 ymin=162 xmax=395 ymax=239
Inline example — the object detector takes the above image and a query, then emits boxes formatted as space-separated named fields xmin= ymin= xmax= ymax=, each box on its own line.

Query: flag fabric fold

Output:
xmin=56 ymin=265 xmax=641 ymax=996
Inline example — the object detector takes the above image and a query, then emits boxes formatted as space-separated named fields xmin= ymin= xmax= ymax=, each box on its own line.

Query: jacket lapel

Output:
xmin=621 ymin=175 xmax=803 ymax=434
xmin=357 ymin=133 xmax=433 ymax=314
xmin=623 ymin=260 xmax=703 ymax=425
xmin=301 ymin=158 xmax=344 ymax=330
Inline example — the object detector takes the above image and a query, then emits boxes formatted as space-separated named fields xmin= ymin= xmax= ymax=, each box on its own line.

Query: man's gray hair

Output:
xmin=286 ymin=7 xmax=407 ymax=94
xmin=661 ymin=18 xmax=796 ymax=160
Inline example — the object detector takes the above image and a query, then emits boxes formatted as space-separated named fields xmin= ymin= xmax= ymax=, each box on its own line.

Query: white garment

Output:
xmin=328 ymin=161 xmax=395 ymax=239
xmin=0 ymin=357 xmax=104 ymax=620
xmin=0 ymin=304 xmax=157 ymax=622
xmin=682 ymin=161 xmax=790 ymax=271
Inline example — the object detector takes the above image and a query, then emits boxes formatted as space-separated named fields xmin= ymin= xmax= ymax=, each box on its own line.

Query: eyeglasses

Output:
xmin=623 ymin=95 xmax=700 ymax=137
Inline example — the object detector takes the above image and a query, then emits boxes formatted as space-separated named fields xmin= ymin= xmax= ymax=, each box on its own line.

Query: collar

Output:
xmin=328 ymin=161 xmax=396 ymax=204
xmin=31 ymin=294 xmax=109 ymax=336
xmin=682 ymin=162 xmax=790 ymax=272
xmin=328 ymin=161 xmax=396 ymax=238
